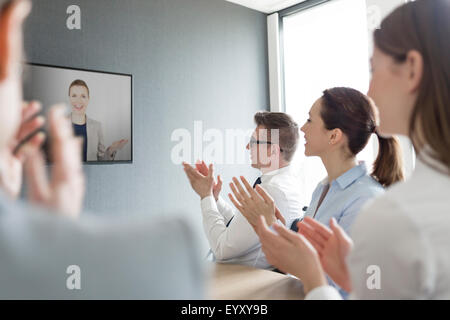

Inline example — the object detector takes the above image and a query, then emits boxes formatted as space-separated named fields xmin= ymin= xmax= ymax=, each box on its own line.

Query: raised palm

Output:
xmin=195 ymin=161 xmax=222 ymax=201
xmin=109 ymin=139 xmax=128 ymax=153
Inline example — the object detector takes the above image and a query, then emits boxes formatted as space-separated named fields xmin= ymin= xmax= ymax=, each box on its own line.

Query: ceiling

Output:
xmin=225 ymin=0 xmax=306 ymax=14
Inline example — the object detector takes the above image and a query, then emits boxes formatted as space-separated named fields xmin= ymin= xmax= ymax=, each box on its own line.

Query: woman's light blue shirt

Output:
xmin=304 ymin=162 xmax=385 ymax=298
xmin=304 ymin=162 xmax=384 ymax=235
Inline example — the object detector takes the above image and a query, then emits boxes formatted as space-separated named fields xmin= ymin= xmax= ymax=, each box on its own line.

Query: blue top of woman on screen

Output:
xmin=72 ymin=123 xmax=87 ymax=162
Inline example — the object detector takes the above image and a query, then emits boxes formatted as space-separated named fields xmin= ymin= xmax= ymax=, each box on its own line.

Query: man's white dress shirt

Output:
xmin=306 ymin=150 xmax=450 ymax=300
xmin=200 ymin=165 xmax=303 ymax=269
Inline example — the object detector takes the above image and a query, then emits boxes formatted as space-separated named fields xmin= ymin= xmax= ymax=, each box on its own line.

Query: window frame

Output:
xmin=275 ymin=0 xmax=333 ymax=112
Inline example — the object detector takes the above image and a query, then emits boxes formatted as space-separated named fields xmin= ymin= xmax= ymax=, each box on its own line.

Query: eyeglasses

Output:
xmin=248 ymin=137 xmax=284 ymax=152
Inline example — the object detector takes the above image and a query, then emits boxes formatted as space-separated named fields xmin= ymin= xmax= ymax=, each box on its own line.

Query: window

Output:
xmin=280 ymin=0 xmax=373 ymax=205
xmin=272 ymin=0 xmax=415 ymax=206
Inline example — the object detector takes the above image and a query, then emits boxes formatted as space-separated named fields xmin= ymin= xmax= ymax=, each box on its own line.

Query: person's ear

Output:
xmin=405 ymin=50 xmax=424 ymax=94
xmin=270 ymin=144 xmax=281 ymax=157
xmin=0 ymin=0 xmax=32 ymax=81
xmin=329 ymin=128 xmax=343 ymax=146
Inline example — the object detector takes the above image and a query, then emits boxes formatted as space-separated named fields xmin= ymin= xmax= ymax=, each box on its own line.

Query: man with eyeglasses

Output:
xmin=183 ymin=112 xmax=303 ymax=269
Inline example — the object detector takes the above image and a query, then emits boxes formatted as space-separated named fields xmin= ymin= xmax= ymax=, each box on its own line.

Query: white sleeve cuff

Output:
xmin=200 ymin=195 xmax=219 ymax=214
xmin=216 ymin=196 xmax=235 ymax=223
xmin=216 ymin=196 xmax=228 ymax=212
xmin=305 ymin=285 xmax=343 ymax=300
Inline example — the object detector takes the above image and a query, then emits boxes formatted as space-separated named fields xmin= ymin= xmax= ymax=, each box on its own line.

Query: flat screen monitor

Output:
xmin=23 ymin=63 xmax=133 ymax=164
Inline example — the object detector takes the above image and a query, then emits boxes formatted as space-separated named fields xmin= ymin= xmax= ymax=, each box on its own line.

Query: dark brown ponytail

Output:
xmin=372 ymin=134 xmax=404 ymax=188
xmin=321 ymin=87 xmax=404 ymax=188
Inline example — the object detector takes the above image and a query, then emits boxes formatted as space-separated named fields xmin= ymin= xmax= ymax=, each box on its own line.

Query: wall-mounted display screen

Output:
xmin=24 ymin=63 xmax=133 ymax=164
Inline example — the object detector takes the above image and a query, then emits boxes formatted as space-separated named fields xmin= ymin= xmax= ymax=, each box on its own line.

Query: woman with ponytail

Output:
xmin=321 ymin=88 xmax=404 ymax=189
xmin=314 ymin=87 xmax=404 ymax=220
xmin=298 ymin=86 xmax=404 ymax=236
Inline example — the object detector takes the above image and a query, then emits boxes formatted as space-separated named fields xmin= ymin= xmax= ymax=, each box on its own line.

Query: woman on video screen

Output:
xmin=69 ymin=79 xmax=128 ymax=162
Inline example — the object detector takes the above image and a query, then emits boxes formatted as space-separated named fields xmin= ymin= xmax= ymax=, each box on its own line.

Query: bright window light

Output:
xmin=283 ymin=0 xmax=374 ymax=206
